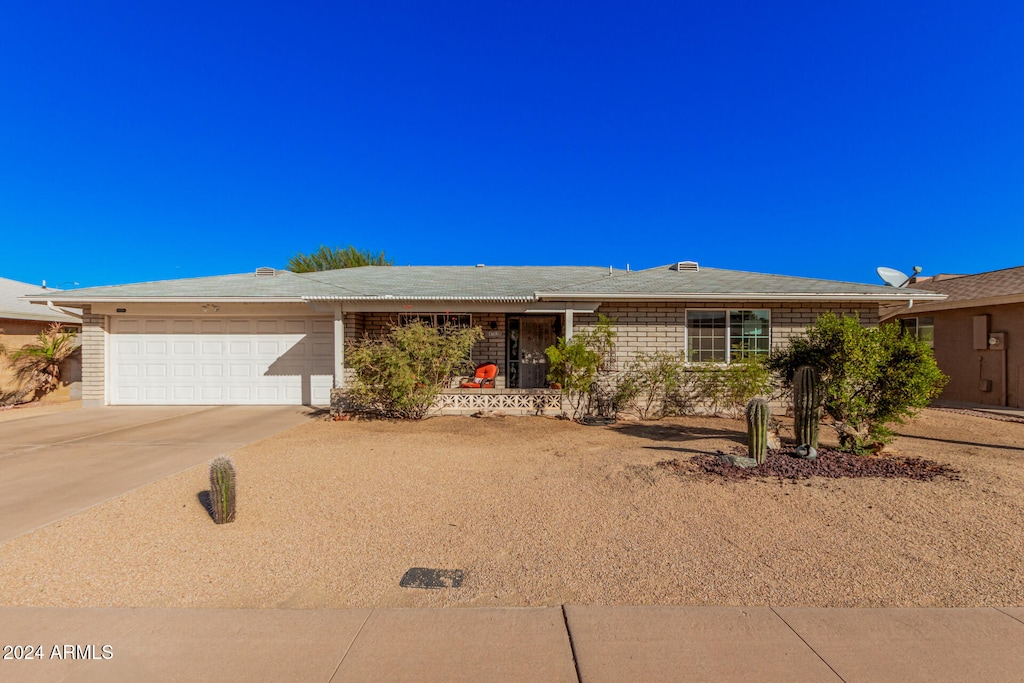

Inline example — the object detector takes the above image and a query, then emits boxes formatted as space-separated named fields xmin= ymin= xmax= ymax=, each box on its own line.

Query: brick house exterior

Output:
xmin=33 ymin=264 xmax=935 ymax=411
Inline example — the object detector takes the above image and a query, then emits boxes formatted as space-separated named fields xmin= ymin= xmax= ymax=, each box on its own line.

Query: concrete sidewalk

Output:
xmin=2 ymin=606 xmax=1022 ymax=682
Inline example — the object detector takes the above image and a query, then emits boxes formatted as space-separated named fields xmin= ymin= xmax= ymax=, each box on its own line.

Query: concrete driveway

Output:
xmin=0 ymin=406 xmax=318 ymax=543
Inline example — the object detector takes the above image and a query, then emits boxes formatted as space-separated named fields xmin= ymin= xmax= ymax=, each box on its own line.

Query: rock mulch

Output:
xmin=665 ymin=447 xmax=961 ymax=482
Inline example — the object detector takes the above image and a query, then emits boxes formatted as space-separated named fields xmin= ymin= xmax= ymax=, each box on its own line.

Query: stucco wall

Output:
xmin=894 ymin=303 xmax=1024 ymax=408
xmin=0 ymin=317 xmax=82 ymax=402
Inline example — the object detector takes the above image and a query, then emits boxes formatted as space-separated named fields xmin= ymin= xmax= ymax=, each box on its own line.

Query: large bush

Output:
xmin=614 ymin=350 xmax=685 ymax=420
xmin=767 ymin=312 xmax=947 ymax=451
xmin=685 ymin=357 xmax=775 ymax=417
xmin=346 ymin=321 xmax=483 ymax=419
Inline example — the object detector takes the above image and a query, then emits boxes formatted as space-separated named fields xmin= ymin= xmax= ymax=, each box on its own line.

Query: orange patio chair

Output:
xmin=460 ymin=362 xmax=498 ymax=389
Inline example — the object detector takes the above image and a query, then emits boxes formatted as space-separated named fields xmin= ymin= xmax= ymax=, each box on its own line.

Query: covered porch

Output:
xmin=317 ymin=300 xmax=599 ymax=415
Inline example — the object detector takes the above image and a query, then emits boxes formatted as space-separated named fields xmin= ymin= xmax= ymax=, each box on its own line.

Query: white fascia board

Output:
xmin=319 ymin=300 xmax=549 ymax=313
xmin=534 ymin=291 xmax=947 ymax=302
xmin=0 ymin=309 xmax=81 ymax=323
xmin=302 ymin=296 xmax=534 ymax=302
xmin=23 ymin=296 xmax=308 ymax=305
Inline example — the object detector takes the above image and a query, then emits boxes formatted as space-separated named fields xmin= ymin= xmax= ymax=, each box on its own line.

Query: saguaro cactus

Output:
xmin=793 ymin=365 xmax=822 ymax=449
xmin=209 ymin=456 xmax=236 ymax=524
xmin=745 ymin=397 xmax=771 ymax=465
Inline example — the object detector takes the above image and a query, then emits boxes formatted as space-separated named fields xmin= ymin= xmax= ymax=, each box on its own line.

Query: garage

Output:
xmin=109 ymin=316 xmax=334 ymax=405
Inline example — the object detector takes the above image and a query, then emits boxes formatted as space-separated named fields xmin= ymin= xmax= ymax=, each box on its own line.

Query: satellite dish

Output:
xmin=876 ymin=265 xmax=923 ymax=288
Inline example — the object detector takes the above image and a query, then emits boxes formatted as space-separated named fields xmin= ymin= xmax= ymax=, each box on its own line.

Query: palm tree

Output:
xmin=3 ymin=323 xmax=79 ymax=403
xmin=288 ymin=245 xmax=393 ymax=272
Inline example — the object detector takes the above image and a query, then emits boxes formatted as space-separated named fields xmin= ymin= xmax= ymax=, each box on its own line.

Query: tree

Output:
xmin=287 ymin=245 xmax=392 ymax=272
xmin=2 ymin=323 xmax=79 ymax=404
xmin=766 ymin=312 xmax=947 ymax=452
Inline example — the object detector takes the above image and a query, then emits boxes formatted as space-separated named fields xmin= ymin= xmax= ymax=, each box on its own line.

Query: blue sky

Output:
xmin=1 ymin=1 xmax=1021 ymax=289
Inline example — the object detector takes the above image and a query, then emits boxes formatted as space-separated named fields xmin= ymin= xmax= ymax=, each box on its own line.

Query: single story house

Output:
xmin=1 ymin=277 xmax=82 ymax=401
xmin=882 ymin=265 xmax=1024 ymax=409
xmin=28 ymin=262 xmax=941 ymax=412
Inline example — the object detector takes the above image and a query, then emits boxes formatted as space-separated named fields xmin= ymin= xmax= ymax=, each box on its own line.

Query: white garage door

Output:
xmin=110 ymin=317 xmax=334 ymax=405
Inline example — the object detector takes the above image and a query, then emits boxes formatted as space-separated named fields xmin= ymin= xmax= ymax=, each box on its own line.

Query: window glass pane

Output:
xmin=730 ymin=309 xmax=770 ymax=361
xmin=507 ymin=318 xmax=520 ymax=388
xmin=899 ymin=318 xmax=918 ymax=337
xmin=687 ymin=311 xmax=727 ymax=362
xmin=918 ymin=317 xmax=934 ymax=348
xmin=437 ymin=314 xmax=472 ymax=331
xmin=400 ymin=314 xmax=434 ymax=327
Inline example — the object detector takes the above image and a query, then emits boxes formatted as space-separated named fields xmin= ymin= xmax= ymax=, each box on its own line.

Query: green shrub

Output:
xmin=614 ymin=350 xmax=685 ymax=420
xmin=346 ymin=321 xmax=483 ymax=419
xmin=687 ymin=357 xmax=774 ymax=416
xmin=767 ymin=312 xmax=947 ymax=452
xmin=546 ymin=315 xmax=617 ymax=420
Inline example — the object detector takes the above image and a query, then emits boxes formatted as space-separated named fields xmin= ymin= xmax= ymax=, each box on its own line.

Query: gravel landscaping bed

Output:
xmin=0 ymin=408 xmax=1021 ymax=610
xmin=679 ymin=447 xmax=961 ymax=481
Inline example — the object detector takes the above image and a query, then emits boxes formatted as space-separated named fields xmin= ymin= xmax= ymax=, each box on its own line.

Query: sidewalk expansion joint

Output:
xmin=561 ymin=605 xmax=583 ymax=683
xmin=769 ymin=607 xmax=847 ymax=683
xmin=329 ymin=608 xmax=373 ymax=682
xmin=994 ymin=606 xmax=1024 ymax=628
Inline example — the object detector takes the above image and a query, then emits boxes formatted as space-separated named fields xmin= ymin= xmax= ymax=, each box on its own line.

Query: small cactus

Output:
xmin=745 ymin=397 xmax=771 ymax=465
xmin=793 ymin=365 xmax=822 ymax=449
xmin=209 ymin=456 xmax=236 ymax=524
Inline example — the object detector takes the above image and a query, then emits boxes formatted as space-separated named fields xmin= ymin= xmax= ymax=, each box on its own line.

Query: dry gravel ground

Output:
xmin=0 ymin=409 xmax=1021 ymax=609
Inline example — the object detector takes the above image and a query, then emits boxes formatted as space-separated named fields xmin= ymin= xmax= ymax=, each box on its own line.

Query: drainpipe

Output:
xmin=47 ymin=300 xmax=83 ymax=321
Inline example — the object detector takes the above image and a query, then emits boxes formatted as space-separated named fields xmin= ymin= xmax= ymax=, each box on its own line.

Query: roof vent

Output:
xmin=671 ymin=261 xmax=699 ymax=272
xmin=255 ymin=267 xmax=277 ymax=277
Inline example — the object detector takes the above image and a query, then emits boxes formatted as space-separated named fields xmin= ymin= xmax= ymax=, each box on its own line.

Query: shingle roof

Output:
xmin=879 ymin=266 xmax=1024 ymax=319
xmin=905 ymin=266 xmax=1024 ymax=304
xmin=300 ymin=266 xmax=615 ymax=301
xmin=30 ymin=264 xmax=942 ymax=305
xmin=26 ymin=270 xmax=347 ymax=301
xmin=0 ymin=277 xmax=81 ymax=323
xmin=537 ymin=264 xmax=927 ymax=298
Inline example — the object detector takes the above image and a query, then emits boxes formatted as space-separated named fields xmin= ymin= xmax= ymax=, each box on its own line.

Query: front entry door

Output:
xmin=518 ymin=316 xmax=556 ymax=389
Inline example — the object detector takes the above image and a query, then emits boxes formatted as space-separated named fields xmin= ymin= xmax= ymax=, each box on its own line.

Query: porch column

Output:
xmin=333 ymin=304 xmax=345 ymax=388
xmin=564 ymin=303 xmax=574 ymax=342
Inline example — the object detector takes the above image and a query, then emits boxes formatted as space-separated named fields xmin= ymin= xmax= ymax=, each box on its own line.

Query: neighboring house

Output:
xmin=882 ymin=266 xmax=1024 ymax=409
xmin=27 ymin=262 xmax=940 ymax=412
xmin=1 ymin=277 xmax=83 ymax=401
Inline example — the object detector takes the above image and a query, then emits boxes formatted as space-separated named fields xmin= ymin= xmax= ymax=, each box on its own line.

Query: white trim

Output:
xmin=103 ymin=314 xmax=111 ymax=406
xmin=26 ymin=297 xmax=308 ymax=305
xmin=334 ymin=304 xmax=345 ymax=389
xmin=304 ymin=296 xmax=533 ymax=303
xmin=535 ymin=291 xmax=945 ymax=302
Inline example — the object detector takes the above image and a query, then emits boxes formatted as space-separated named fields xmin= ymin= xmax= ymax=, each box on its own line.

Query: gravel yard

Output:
xmin=0 ymin=408 xmax=1021 ymax=609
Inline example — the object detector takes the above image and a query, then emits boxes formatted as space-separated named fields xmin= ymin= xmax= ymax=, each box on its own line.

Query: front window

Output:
xmin=399 ymin=313 xmax=472 ymax=330
xmin=687 ymin=309 xmax=770 ymax=362
xmin=899 ymin=317 xmax=934 ymax=348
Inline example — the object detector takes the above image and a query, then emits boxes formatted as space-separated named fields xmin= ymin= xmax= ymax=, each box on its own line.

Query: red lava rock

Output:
xmin=659 ymin=446 xmax=960 ymax=482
